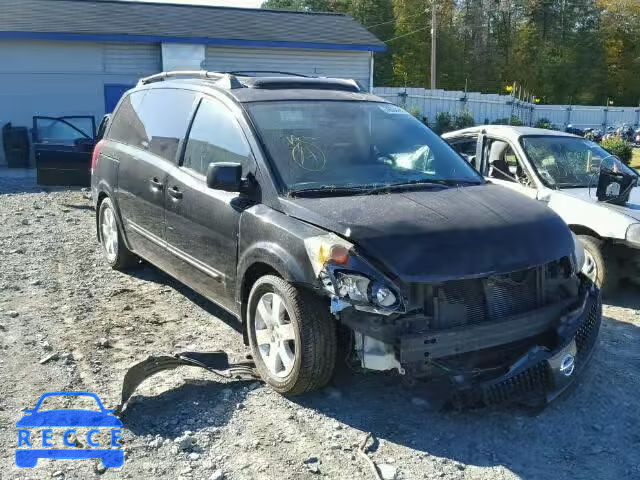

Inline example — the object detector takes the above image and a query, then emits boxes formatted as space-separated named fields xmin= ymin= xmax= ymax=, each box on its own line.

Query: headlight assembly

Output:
xmin=626 ymin=223 xmax=640 ymax=247
xmin=371 ymin=282 xmax=398 ymax=308
xmin=304 ymin=232 xmax=402 ymax=313
xmin=303 ymin=233 xmax=353 ymax=276
xmin=335 ymin=273 xmax=370 ymax=302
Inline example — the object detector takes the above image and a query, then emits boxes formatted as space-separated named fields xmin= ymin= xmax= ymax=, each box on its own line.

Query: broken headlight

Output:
xmin=303 ymin=233 xmax=353 ymax=276
xmin=334 ymin=273 xmax=399 ymax=309
xmin=336 ymin=273 xmax=370 ymax=302
xmin=371 ymin=282 xmax=397 ymax=308
xmin=304 ymin=233 xmax=402 ymax=312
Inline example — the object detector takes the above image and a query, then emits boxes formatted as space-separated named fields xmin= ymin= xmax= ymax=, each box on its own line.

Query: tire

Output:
xmin=579 ymin=235 xmax=617 ymax=293
xmin=98 ymin=197 xmax=139 ymax=270
xmin=247 ymin=275 xmax=337 ymax=395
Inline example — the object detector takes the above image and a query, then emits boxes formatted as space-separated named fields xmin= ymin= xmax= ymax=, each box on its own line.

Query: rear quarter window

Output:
xmin=108 ymin=91 xmax=147 ymax=148
xmin=107 ymin=89 xmax=196 ymax=163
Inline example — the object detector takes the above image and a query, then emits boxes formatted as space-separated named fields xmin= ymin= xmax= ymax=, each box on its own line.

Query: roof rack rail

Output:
xmin=225 ymin=71 xmax=311 ymax=78
xmin=137 ymin=70 xmax=243 ymax=89
xmin=243 ymin=76 xmax=361 ymax=93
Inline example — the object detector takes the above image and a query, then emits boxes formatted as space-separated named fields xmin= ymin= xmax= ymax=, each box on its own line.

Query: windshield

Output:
xmin=520 ymin=136 xmax=615 ymax=188
xmin=246 ymin=101 xmax=482 ymax=194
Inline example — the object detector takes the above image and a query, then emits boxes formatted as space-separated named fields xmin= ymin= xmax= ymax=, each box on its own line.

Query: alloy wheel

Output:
xmin=101 ymin=206 xmax=118 ymax=263
xmin=254 ymin=292 xmax=296 ymax=378
xmin=582 ymin=248 xmax=598 ymax=284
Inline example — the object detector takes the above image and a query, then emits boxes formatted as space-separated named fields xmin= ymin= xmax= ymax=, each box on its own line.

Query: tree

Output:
xmin=260 ymin=0 xmax=640 ymax=105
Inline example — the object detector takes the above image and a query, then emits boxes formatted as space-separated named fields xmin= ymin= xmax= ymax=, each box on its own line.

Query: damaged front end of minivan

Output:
xmin=306 ymin=232 xmax=602 ymax=408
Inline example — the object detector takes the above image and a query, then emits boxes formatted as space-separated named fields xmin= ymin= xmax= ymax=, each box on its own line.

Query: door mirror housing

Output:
xmin=206 ymin=162 xmax=243 ymax=192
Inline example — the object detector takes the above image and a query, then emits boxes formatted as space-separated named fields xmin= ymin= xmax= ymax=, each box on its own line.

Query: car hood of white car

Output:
xmin=558 ymin=186 xmax=640 ymax=222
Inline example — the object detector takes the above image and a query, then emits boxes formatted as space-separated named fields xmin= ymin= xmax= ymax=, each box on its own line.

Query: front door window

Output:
xmin=33 ymin=116 xmax=95 ymax=147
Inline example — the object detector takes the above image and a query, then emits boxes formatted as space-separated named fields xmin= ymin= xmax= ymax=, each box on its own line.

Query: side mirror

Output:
xmin=206 ymin=162 xmax=242 ymax=192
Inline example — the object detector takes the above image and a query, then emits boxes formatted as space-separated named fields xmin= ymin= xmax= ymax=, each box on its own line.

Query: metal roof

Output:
xmin=0 ymin=0 xmax=386 ymax=52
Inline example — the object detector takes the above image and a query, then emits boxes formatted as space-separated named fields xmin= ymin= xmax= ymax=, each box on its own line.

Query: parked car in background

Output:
xmin=444 ymin=126 xmax=640 ymax=292
xmin=92 ymin=72 xmax=599 ymax=406
xmin=565 ymin=124 xmax=585 ymax=137
xmin=583 ymin=128 xmax=603 ymax=143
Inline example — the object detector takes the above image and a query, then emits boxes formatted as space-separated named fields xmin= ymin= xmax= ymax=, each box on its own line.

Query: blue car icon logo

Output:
xmin=15 ymin=391 xmax=124 ymax=468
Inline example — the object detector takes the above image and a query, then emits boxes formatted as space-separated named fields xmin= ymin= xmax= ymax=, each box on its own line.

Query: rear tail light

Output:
xmin=91 ymin=140 xmax=104 ymax=173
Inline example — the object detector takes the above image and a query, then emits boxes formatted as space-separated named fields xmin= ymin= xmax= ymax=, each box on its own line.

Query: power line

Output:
xmin=382 ymin=26 xmax=430 ymax=44
xmin=364 ymin=18 xmax=396 ymax=29
xmin=365 ymin=9 xmax=427 ymax=30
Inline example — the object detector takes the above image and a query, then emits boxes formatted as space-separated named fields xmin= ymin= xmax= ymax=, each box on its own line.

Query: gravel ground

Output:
xmin=1 ymin=173 xmax=639 ymax=480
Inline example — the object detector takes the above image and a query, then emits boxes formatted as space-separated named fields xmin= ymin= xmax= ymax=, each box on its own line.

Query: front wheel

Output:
xmin=579 ymin=235 xmax=617 ymax=293
xmin=247 ymin=275 xmax=337 ymax=395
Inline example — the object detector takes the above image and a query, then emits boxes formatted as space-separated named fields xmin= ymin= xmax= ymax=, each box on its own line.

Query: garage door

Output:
xmin=204 ymin=46 xmax=371 ymax=91
xmin=0 ymin=40 xmax=160 ymax=165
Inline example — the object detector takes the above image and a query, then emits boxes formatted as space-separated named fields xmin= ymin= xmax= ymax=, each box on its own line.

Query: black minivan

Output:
xmin=92 ymin=72 xmax=601 ymax=405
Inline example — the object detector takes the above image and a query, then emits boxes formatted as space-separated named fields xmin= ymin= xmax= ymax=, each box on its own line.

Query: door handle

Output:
xmin=168 ymin=186 xmax=183 ymax=200
xmin=150 ymin=178 xmax=164 ymax=190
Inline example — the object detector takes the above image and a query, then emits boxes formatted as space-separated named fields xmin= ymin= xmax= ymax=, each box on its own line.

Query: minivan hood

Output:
xmin=280 ymin=184 xmax=574 ymax=282
xmin=559 ymin=187 xmax=640 ymax=222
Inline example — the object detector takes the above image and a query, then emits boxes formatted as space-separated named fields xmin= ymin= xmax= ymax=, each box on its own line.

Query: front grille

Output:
xmin=429 ymin=266 xmax=540 ymax=329
xmin=433 ymin=279 xmax=486 ymax=328
xmin=575 ymin=296 xmax=602 ymax=358
xmin=483 ymin=362 xmax=551 ymax=405
xmin=485 ymin=268 xmax=539 ymax=318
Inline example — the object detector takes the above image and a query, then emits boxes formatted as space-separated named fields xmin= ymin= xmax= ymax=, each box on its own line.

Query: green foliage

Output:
xmin=261 ymin=0 xmax=349 ymax=11
xmin=631 ymin=148 xmax=640 ymax=170
xmin=492 ymin=116 xmax=524 ymax=126
xmin=534 ymin=118 xmax=554 ymax=129
xmin=433 ymin=112 xmax=454 ymax=134
xmin=601 ymin=137 xmax=634 ymax=165
xmin=407 ymin=106 xmax=422 ymax=118
xmin=262 ymin=0 xmax=640 ymax=106
xmin=454 ymin=111 xmax=475 ymax=129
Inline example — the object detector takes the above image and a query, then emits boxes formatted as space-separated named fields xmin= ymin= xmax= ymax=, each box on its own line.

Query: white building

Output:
xmin=0 ymin=0 xmax=385 ymax=165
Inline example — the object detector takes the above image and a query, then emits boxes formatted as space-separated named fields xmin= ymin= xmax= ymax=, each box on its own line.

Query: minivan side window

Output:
xmin=108 ymin=89 xmax=196 ymax=163
xmin=108 ymin=91 xmax=147 ymax=147
xmin=182 ymin=98 xmax=251 ymax=176
xmin=141 ymin=89 xmax=196 ymax=162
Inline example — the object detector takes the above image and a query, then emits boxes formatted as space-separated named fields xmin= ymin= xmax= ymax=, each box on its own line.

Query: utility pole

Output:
xmin=430 ymin=2 xmax=437 ymax=90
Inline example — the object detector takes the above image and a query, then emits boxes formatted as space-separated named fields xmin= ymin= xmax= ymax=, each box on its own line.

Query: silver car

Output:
xmin=443 ymin=126 xmax=640 ymax=292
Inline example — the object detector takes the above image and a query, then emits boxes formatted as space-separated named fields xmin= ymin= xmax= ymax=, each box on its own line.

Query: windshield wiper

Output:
xmin=377 ymin=178 xmax=482 ymax=191
xmin=289 ymin=179 xmax=480 ymax=197
xmin=289 ymin=185 xmax=375 ymax=197
xmin=555 ymin=183 xmax=590 ymax=189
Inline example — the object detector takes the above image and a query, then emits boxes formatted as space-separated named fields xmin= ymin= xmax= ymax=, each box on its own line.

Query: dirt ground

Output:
xmin=1 ymin=173 xmax=639 ymax=480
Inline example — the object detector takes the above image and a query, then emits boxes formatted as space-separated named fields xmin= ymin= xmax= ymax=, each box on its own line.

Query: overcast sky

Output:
xmin=133 ymin=0 xmax=264 ymax=7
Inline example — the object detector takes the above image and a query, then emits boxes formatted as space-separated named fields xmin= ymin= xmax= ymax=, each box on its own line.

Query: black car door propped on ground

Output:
xmin=164 ymin=96 xmax=254 ymax=310
xmin=111 ymin=88 xmax=198 ymax=265
xmin=33 ymin=116 xmax=96 ymax=186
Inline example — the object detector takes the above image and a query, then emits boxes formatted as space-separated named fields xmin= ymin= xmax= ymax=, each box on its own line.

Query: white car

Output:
xmin=443 ymin=126 xmax=640 ymax=292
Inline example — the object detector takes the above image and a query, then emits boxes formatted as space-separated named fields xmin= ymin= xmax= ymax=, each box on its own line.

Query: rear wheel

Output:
xmin=247 ymin=275 xmax=337 ymax=395
xmin=98 ymin=197 xmax=138 ymax=270
xmin=579 ymin=235 xmax=617 ymax=293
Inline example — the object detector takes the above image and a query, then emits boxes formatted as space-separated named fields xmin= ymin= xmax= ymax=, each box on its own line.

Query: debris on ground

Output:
xmin=39 ymin=352 xmax=59 ymax=364
xmin=303 ymin=456 xmax=321 ymax=474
